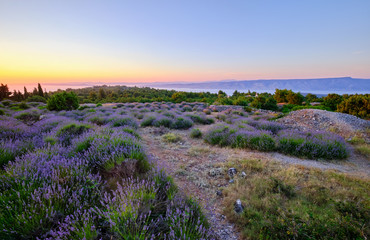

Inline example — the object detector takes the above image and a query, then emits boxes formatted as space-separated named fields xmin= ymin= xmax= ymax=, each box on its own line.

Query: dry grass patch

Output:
xmin=187 ymin=146 xmax=213 ymax=157
xmin=347 ymin=134 xmax=370 ymax=160
xmin=221 ymin=158 xmax=370 ymax=239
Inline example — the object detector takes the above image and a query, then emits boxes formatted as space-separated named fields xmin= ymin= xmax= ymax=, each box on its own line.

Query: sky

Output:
xmin=1 ymin=0 xmax=370 ymax=87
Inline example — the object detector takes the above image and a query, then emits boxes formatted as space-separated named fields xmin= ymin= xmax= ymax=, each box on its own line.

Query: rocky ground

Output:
xmin=277 ymin=109 xmax=370 ymax=142
xmin=140 ymin=110 xmax=370 ymax=239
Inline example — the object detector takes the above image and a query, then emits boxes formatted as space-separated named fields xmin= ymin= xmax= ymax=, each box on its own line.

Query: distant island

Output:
xmin=139 ymin=77 xmax=370 ymax=95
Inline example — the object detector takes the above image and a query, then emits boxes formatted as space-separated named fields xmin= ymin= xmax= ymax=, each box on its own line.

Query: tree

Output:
xmin=305 ymin=93 xmax=318 ymax=103
xmin=286 ymin=91 xmax=304 ymax=105
xmin=323 ymin=93 xmax=343 ymax=111
xmin=37 ymin=83 xmax=44 ymax=97
xmin=233 ymin=96 xmax=249 ymax=106
xmin=0 ymin=84 xmax=11 ymax=100
xmin=32 ymin=87 xmax=38 ymax=96
xmin=274 ymin=89 xmax=289 ymax=103
xmin=47 ymin=91 xmax=79 ymax=111
xmin=171 ymin=92 xmax=187 ymax=103
xmin=232 ymin=90 xmax=242 ymax=98
xmin=24 ymin=87 xmax=29 ymax=99
xmin=11 ymin=90 xmax=23 ymax=101
xmin=251 ymin=94 xmax=278 ymax=110
xmin=98 ymin=88 xmax=106 ymax=100
xmin=337 ymin=94 xmax=369 ymax=119
xmin=218 ymin=90 xmax=227 ymax=98
xmin=89 ymin=91 xmax=97 ymax=101
xmin=27 ymin=95 xmax=47 ymax=103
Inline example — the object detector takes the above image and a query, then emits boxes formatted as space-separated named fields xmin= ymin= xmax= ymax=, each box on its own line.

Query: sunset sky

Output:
xmin=1 ymin=0 xmax=370 ymax=86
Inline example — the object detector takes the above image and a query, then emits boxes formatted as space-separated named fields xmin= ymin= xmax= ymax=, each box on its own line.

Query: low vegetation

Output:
xmin=1 ymin=83 xmax=369 ymax=119
xmin=0 ymin=101 xmax=213 ymax=239
xmin=204 ymin=122 xmax=348 ymax=160
xmin=162 ymin=133 xmax=182 ymax=143
xmin=222 ymin=158 xmax=370 ymax=239
xmin=0 ymin=96 xmax=367 ymax=239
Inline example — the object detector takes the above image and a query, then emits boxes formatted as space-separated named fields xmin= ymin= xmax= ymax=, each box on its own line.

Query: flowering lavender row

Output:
xmin=277 ymin=130 xmax=348 ymax=159
xmin=204 ymin=122 xmax=349 ymax=159
xmin=0 ymin=101 xmax=214 ymax=239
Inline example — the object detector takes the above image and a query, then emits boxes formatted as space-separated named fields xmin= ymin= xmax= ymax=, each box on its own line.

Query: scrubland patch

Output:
xmin=221 ymin=158 xmax=370 ymax=239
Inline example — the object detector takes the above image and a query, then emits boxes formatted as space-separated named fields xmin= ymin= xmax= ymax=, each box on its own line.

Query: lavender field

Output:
xmin=0 ymin=101 xmax=214 ymax=239
xmin=0 ymin=100 xmax=361 ymax=239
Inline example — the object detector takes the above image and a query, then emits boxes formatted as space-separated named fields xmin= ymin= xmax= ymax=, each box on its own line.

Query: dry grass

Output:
xmin=347 ymin=134 xmax=370 ymax=160
xmin=221 ymin=157 xmax=370 ymax=239
xmin=187 ymin=146 xmax=213 ymax=157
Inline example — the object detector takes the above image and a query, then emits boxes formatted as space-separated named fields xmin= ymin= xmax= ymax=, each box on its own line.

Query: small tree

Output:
xmin=323 ymin=93 xmax=343 ymax=111
xmin=0 ymin=84 xmax=11 ymax=100
xmin=274 ymin=89 xmax=289 ymax=103
xmin=24 ymin=87 xmax=29 ymax=99
xmin=337 ymin=94 xmax=369 ymax=119
xmin=47 ymin=91 xmax=79 ymax=111
xmin=98 ymin=88 xmax=106 ymax=100
xmin=37 ymin=83 xmax=44 ymax=97
xmin=286 ymin=91 xmax=304 ymax=105
xmin=251 ymin=94 xmax=278 ymax=110
xmin=305 ymin=93 xmax=318 ymax=103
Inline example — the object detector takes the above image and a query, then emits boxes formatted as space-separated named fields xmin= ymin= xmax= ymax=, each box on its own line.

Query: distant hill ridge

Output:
xmin=146 ymin=77 xmax=370 ymax=93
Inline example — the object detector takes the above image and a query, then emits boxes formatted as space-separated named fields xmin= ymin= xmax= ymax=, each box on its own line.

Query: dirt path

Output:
xmin=141 ymin=127 xmax=241 ymax=240
xmin=140 ymin=125 xmax=370 ymax=240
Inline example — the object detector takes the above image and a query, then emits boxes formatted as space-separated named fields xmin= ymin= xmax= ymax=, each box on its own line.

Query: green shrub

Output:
xmin=170 ymin=117 xmax=193 ymax=130
xmin=337 ymin=94 xmax=369 ymax=119
xmin=282 ymin=104 xmax=331 ymax=113
xmin=111 ymin=117 xmax=138 ymax=129
xmin=78 ymin=105 xmax=92 ymax=110
xmin=190 ymin=128 xmax=202 ymax=138
xmin=56 ymin=123 xmax=91 ymax=146
xmin=229 ymin=131 xmax=276 ymax=151
xmin=0 ymin=109 xmax=4 ymax=115
xmin=243 ymin=106 xmax=252 ymax=112
xmin=15 ymin=111 xmax=40 ymax=122
xmin=162 ymin=133 xmax=182 ymax=143
xmin=26 ymin=95 xmax=47 ymax=103
xmin=122 ymin=127 xmax=141 ymax=139
xmin=251 ymin=95 xmax=278 ymax=111
xmin=18 ymin=102 xmax=30 ymax=110
xmin=153 ymin=117 xmax=173 ymax=128
xmin=204 ymin=125 xmax=233 ymax=147
xmin=47 ymin=91 xmax=79 ymax=111
xmin=203 ymin=109 xmax=211 ymax=115
xmin=141 ymin=116 xmax=156 ymax=127
xmin=323 ymin=93 xmax=343 ymax=111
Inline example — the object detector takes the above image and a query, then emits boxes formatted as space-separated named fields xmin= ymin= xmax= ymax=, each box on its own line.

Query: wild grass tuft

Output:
xmin=222 ymin=158 xmax=370 ymax=240
xmin=162 ymin=133 xmax=182 ymax=143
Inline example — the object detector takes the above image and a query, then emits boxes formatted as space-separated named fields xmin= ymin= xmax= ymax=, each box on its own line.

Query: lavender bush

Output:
xmin=228 ymin=130 xmax=275 ymax=151
xmin=277 ymin=130 xmax=348 ymax=159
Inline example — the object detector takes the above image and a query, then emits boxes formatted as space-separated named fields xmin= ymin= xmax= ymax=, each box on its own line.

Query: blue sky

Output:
xmin=0 ymin=0 xmax=369 ymax=84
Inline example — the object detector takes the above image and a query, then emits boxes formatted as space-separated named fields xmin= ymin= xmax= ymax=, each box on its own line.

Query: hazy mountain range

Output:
xmin=140 ymin=77 xmax=370 ymax=94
